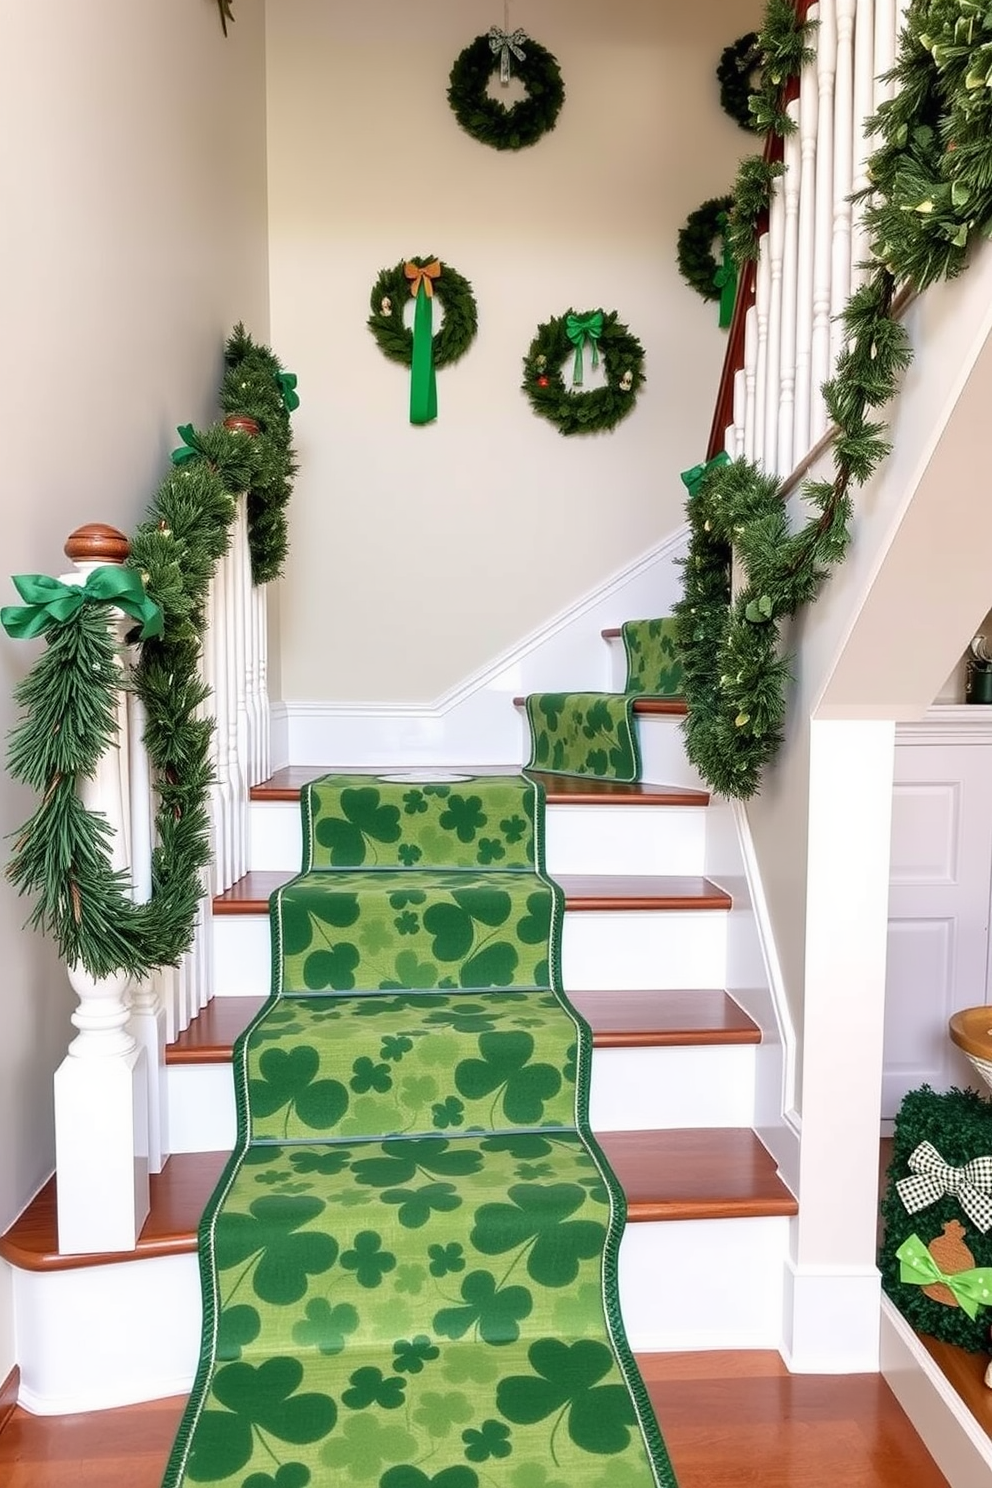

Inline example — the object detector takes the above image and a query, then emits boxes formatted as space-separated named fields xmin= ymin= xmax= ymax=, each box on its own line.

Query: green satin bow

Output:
xmin=170 ymin=424 xmax=203 ymax=466
xmin=680 ymin=450 xmax=731 ymax=499
xmin=714 ymin=215 xmax=738 ymax=329
xmin=1 ymin=568 xmax=164 ymax=642
xmin=276 ymin=371 xmax=300 ymax=413
xmin=565 ymin=312 xmax=603 ymax=387
xmin=896 ymin=1234 xmax=992 ymax=1320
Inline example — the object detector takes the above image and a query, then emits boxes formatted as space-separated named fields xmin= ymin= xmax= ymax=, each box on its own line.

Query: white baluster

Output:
xmin=52 ymin=524 xmax=150 ymax=1255
xmin=778 ymin=97 xmax=802 ymax=473
xmin=793 ymin=13 xmax=820 ymax=464
xmin=873 ymin=0 xmax=897 ymax=109
xmin=204 ymin=558 xmax=234 ymax=895
xmin=850 ymin=0 xmax=876 ymax=289
xmin=830 ymin=0 xmax=857 ymax=371
xmin=743 ymin=305 xmax=759 ymax=464
xmin=764 ymin=175 xmax=787 ymax=474
xmin=810 ymin=0 xmax=837 ymax=440
xmin=224 ymin=508 xmax=248 ymax=885
xmin=732 ymin=368 xmax=747 ymax=459
xmin=255 ymin=581 xmax=271 ymax=783
xmin=753 ymin=234 xmax=771 ymax=469
xmin=241 ymin=500 xmax=263 ymax=788
xmin=233 ymin=496 xmax=251 ymax=876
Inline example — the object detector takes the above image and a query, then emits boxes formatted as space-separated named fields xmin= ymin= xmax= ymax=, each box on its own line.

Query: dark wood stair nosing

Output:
xmin=250 ymin=769 xmax=708 ymax=807
xmin=0 ymin=1129 xmax=795 ymax=1274
xmin=513 ymin=694 xmax=687 ymax=716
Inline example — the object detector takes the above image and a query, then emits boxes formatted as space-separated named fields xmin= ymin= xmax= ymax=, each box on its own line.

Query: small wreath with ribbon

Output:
xmin=717 ymin=33 xmax=762 ymax=131
xmin=523 ymin=309 xmax=645 ymax=436
xmin=447 ymin=29 xmax=565 ymax=151
xmin=677 ymin=195 xmax=737 ymax=327
xmin=368 ymin=257 xmax=478 ymax=425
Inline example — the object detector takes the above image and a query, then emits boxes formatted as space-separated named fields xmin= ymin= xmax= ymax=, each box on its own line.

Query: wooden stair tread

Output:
xmin=0 ymin=1129 xmax=793 ymax=1272
xmin=168 ymin=989 xmax=759 ymax=1065
xmin=213 ymin=871 xmax=732 ymax=915
xmin=513 ymin=694 xmax=687 ymax=716
xmin=917 ymin=1332 xmax=992 ymax=1442
xmin=252 ymin=767 xmax=706 ymax=807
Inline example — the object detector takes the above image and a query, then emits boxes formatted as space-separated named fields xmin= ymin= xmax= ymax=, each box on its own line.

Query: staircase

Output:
xmin=1 ymin=624 xmax=797 ymax=1416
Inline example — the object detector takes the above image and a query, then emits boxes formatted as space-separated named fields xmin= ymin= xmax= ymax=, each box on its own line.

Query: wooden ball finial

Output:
xmin=223 ymin=414 xmax=260 ymax=437
xmin=64 ymin=523 xmax=131 ymax=565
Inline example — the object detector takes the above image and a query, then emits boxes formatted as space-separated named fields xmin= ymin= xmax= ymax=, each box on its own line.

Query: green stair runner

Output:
xmin=164 ymin=774 xmax=677 ymax=1488
xmin=525 ymin=619 xmax=683 ymax=782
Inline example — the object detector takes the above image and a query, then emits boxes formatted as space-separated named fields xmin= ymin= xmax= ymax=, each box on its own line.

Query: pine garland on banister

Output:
xmin=4 ymin=325 xmax=298 ymax=980
xmin=676 ymin=0 xmax=992 ymax=800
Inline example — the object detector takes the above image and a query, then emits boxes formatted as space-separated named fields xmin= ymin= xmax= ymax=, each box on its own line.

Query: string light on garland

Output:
xmin=447 ymin=10 xmax=564 ymax=152
xmin=523 ymin=309 xmax=645 ymax=436
xmin=368 ymin=257 xmax=478 ymax=425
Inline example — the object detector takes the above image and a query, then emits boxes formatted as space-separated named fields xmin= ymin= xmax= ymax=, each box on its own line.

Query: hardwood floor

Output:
xmin=0 ymin=1352 xmax=949 ymax=1488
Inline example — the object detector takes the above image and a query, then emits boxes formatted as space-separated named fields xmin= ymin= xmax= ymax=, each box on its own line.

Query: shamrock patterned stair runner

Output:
xmin=525 ymin=619 xmax=683 ymax=782
xmin=163 ymin=773 xmax=677 ymax=1488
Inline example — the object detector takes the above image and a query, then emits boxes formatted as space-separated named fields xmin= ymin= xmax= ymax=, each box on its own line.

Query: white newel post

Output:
xmin=53 ymin=523 xmax=151 ymax=1254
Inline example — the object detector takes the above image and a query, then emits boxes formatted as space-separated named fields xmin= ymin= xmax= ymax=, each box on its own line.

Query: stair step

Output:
xmin=213 ymin=871 xmax=732 ymax=916
xmin=0 ymin=1130 xmax=794 ymax=1274
xmin=166 ymin=989 xmax=759 ymax=1066
xmin=513 ymin=694 xmax=687 ymax=716
xmin=251 ymin=767 xmax=707 ymax=806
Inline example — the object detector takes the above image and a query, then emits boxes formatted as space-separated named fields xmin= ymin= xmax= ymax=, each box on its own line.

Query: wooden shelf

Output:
xmin=213 ymin=871 xmax=733 ymax=916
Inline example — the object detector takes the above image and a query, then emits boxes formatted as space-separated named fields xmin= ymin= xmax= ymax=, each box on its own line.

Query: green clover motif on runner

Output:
xmin=162 ymin=773 xmax=678 ymax=1488
xmin=524 ymin=618 xmax=683 ymax=781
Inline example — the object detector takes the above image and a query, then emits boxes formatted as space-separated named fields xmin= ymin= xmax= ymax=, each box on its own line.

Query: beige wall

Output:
xmin=266 ymin=0 xmax=759 ymax=703
xmin=0 ymin=0 xmax=269 ymax=1377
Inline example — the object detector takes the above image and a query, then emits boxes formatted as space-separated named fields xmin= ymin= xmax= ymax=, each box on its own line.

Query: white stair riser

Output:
xmin=166 ymin=1042 xmax=757 ymax=1153
xmin=248 ymin=800 xmax=708 ymax=877
xmin=14 ymin=1213 xmax=788 ymax=1413
xmin=211 ymin=907 xmax=729 ymax=998
xmin=636 ymin=717 xmax=705 ymax=789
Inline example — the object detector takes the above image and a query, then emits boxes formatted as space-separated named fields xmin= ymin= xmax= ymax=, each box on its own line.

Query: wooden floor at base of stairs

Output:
xmin=253 ymin=766 xmax=708 ymax=806
xmin=214 ymin=871 xmax=733 ymax=915
xmin=165 ymin=989 xmax=761 ymax=1064
xmin=0 ymin=1351 xmax=951 ymax=1488
xmin=0 ymin=1129 xmax=797 ymax=1274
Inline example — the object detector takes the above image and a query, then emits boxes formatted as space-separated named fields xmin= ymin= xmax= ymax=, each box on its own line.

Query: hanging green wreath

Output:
xmin=447 ymin=30 xmax=564 ymax=151
xmin=717 ymin=34 xmax=762 ymax=130
xmin=367 ymin=258 xmax=478 ymax=369
xmin=677 ymin=195 xmax=736 ymax=324
xmin=523 ymin=309 xmax=645 ymax=436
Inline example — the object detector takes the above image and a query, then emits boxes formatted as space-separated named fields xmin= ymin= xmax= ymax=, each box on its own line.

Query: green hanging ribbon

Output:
xmin=408 ymin=275 xmax=438 ymax=426
xmin=276 ymin=371 xmax=300 ymax=413
xmin=680 ymin=450 xmax=731 ymax=499
xmin=170 ymin=424 xmax=204 ymax=466
xmin=896 ymin=1234 xmax=992 ymax=1320
xmin=1 ymin=567 xmax=164 ymax=642
xmin=714 ymin=214 xmax=737 ymax=328
xmin=565 ymin=311 xmax=603 ymax=387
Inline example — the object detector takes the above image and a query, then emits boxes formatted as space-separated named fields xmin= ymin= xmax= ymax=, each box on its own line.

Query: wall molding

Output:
xmin=897 ymin=705 xmax=992 ymax=748
xmin=0 ymin=1364 xmax=19 ymax=1436
xmin=271 ymin=529 xmax=689 ymax=770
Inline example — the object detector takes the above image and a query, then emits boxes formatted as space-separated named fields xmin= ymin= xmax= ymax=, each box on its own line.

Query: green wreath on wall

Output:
xmin=522 ymin=309 xmax=646 ymax=436
xmin=367 ymin=258 xmax=478 ymax=369
xmin=717 ymin=33 xmax=762 ymax=130
xmin=448 ymin=30 xmax=565 ymax=150
xmin=677 ymin=195 xmax=737 ymax=326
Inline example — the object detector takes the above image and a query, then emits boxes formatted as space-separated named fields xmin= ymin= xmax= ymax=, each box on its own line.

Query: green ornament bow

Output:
xmin=1 ymin=567 xmax=164 ymax=642
xmin=896 ymin=1234 xmax=992 ymax=1320
xmin=714 ymin=213 xmax=737 ymax=329
xmin=276 ymin=371 xmax=300 ymax=413
xmin=897 ymin=1141 xmax=992 ymax=1233
xmin=170 ymin=424 xmax=204 ymax=466
xmin=488 ymin=25 xmax=527 ymax=84
xmin=680 ymin=450 xmax=731 ymax=499
xmin=565 ymin=311 xmax=603 ymax=387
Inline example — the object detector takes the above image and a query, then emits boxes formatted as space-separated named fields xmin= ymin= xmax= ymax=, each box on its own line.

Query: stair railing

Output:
xmin=711 ymin=0 xmax=905 ymax=473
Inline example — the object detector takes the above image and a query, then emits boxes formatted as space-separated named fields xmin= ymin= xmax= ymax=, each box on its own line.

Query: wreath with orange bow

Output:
xmin=367 ymin=257 xmax=478 ymax=372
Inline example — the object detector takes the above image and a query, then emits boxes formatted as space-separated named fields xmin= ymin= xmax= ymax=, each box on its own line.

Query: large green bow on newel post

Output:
xmin=1 ymin=568 xmax=164 ymax=642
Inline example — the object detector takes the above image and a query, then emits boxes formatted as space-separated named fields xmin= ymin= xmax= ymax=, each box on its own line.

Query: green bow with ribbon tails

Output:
xmin=714 ymin=213 xmax=737 ymax=329
xmin=680 ymin=450 xmax=731 ymax=500
xmin=565 ymin=311 xmax=603 ymax=387
xmin=1 ymin=568 xmax=164 ymax=642
xmin=896 ymin=1234 xmax=992 ymax=1320
xmin=170 ymin=424 xmax=204 ymax=466
xmin=405 ymin=260 xmax=441 ymax=425
xmin=276 ymin=371 xmax=300 ymax=413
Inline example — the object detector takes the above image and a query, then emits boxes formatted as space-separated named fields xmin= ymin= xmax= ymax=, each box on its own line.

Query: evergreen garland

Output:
xmin=447 ymin=32 xmax=564 ymax=151
xmin=675 ymin=0 xmax=992 ymax=800
xmin=717 ymin=33 xmax=762 ymax=132
xmin=522 ymin=310 xmax=645 ymax=436
xmin=5 ymin=326 xmax=298 ymax=979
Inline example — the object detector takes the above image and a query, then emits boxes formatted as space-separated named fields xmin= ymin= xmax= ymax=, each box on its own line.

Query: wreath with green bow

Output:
xmin=523 ymin=310 xmax=645 ymax=436
xmin=717 ymin=33 xmax=762 ymax=130
xmin=368 ymin=257 xmax=478 ymax=425
xmin=677 ymin=195 xmax=737 ymax=326
xmin=447 ymin=29 xmax=565 ymax=151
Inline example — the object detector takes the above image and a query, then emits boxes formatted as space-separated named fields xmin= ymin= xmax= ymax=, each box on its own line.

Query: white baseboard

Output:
xmin=782 ymin=1260 xmax=881 ymax=1373
xmin=881 ymin=1295 xmax=992 ymax=1486
xmin=272 ymin=530 xmax=688 ymax=767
